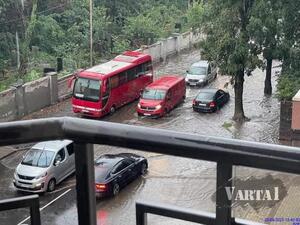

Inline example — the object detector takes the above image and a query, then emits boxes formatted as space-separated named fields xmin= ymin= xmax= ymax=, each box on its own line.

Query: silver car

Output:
xmin=13 ymin=140 xmax=75 ymax=193
xmin=185 ymin=60 xmax=217 ymax=86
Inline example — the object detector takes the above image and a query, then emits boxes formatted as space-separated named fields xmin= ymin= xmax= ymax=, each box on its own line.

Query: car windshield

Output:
xmin=188 ymin=66 xmax=207 ymax=75
xmin=21 ymin=149 xmax=55 ymax=168
xmin=196 ymin=92 xmax=215 ymax=101
xmin=142 ymin=89 xmax=166 ymax=100
xmin=73 ymin=77 xmax=101 ymax=102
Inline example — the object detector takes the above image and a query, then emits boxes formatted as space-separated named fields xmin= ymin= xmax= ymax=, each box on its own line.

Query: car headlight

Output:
xmin=199 ymin=79 xmax=204 ymax=82
xmin=137 ymin=103 xmax=141 ymax=108
xmin=155 ymin=105 xmax=162 ymax=110
xmin=36 ymin=172 xmax=47 ymax=179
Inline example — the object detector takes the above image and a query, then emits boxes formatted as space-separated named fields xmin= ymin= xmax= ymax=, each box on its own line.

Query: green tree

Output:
xmin=248 ymin=0 xmax=283 ymax=95
xmin=186 ymin=2 xmax=204 ymax=31
xmin=276 ymin=0 xmax=300 ymax=100
xmin=200 ymin=0 xmax=259 ymax=121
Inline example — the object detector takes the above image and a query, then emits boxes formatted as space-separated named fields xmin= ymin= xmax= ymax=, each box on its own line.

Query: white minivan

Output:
xmin=13 ymin=140 xmax=75 ymax=193
xmin=185 ymin=60 xmax=217 ymax=86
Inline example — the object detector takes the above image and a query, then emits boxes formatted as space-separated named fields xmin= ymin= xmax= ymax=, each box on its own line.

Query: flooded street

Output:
xmin=0 ymin=49 xmax=288 ymax=225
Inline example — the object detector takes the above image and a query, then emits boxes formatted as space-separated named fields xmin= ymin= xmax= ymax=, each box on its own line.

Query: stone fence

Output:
xmin=0 ymin=31 xmax=204 ymax=122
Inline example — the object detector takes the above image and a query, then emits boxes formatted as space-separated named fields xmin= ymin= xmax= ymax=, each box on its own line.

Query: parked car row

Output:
xmin=13 ymin=140 xmax=147 ymax=198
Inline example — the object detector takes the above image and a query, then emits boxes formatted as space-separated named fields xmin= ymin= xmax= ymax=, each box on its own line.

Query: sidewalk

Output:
xmin=0 ymin=146 xmax=17 ymax=160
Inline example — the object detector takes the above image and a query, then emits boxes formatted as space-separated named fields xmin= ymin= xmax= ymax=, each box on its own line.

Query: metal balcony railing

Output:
xmin=1 ymin=117 xmax=300 ymax=225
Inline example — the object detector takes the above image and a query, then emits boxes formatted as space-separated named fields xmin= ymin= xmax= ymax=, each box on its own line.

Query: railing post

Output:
xmin=136 ymin=202 xmax=147 ymax=225
xmin=216 ymin=162 xmax=232 ymax=225
xmin=30 ymin=197 xmax=41 ymax=225
xmin=74 ymin=143 xmax=96 ymax=225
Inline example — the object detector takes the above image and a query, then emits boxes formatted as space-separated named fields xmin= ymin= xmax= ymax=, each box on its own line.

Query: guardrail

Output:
xmin=1 ymin=117 xmax=300 ymax=225
xmin=0 ymin=195 xmax=40 ymax=225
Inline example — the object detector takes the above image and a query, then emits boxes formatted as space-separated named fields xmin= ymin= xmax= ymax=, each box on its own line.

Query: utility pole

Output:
xmin=89 ymin=0 xmax=93 ymax=67
xmin=16 ymin=31 xmax=20 ymax=69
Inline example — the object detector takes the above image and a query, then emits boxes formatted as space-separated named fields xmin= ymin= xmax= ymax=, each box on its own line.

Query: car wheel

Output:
xmin=110 ymin=106 xmax=116 ymax=115
xmin=112 ymin=183 xmax=120 ymax=196
xmin=47 ymin=179 xmax=56 ymax=192
xmin=140 ymin=163 xmax=148 ymax=175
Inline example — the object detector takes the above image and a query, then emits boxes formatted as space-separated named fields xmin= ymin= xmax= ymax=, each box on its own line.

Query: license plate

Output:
xmin=82 ymin=109 xmax=89 ymax=113
xmin=199 ymin=103 xmax=206 ymax=106
xmin=190 ymin=83 xmax=196 ymax=86
xmin=144 ymin=113 xmax=151 ymax=116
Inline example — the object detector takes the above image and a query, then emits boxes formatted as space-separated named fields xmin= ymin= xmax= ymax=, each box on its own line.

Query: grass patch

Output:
xmin=222 ymin=121 xmax=233 ymax=131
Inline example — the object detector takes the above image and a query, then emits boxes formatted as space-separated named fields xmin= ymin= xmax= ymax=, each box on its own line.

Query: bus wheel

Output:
xmin=110 ymin=106 xmax=116 ymax=115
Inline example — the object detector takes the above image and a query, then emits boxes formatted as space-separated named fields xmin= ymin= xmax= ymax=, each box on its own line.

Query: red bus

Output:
xmin=71 ymin=51 xmax=153 ymax=118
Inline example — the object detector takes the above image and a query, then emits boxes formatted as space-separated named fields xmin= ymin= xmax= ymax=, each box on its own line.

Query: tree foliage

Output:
xmin=200 ymin=0 xmax=260 ymax=121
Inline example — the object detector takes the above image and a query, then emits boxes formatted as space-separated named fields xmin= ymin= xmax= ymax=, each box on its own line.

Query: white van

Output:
xmin=13 ymin=140 xmax=75 ymax=193
xmin=185 ymin=60 xmax=217 ymax=86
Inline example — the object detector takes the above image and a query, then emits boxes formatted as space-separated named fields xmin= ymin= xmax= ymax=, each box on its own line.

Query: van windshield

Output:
xmin=142 ymin=89 xmax=166 ymax=100
xmin=188 ymin=66 xmax=207 ymax=75
xmin=73 ymin=77 xmax=101 ymax=102
xmin=21 ymin=149 xmax=55 ymax=168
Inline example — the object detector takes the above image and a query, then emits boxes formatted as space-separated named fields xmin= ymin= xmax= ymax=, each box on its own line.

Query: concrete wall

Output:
xmin=23 ymin=77 xmax=51 ymax=114
xmin=0 ymin=30 xmax=203 ymax=121
xmin=58 ymin=74 xmax=73 ymax=101
xmin=0 ymin=88 xmax=17 ymax=121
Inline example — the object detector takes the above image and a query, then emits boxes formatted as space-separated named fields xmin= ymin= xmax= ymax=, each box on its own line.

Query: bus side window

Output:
xmin=137 ymin=64 xmax=144 ymax=77
xmin=118 ymin=72 xmax=127 ymax=85
xmin=127 ymin=67 xmax=137 ymax=81
xmin=110 ymin=75 xmax=119 ymax=89
xmin=145 ymin=61 xmax=153 ymax=74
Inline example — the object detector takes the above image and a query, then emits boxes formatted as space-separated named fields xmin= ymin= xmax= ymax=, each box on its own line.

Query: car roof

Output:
xmin=94 ymin=153 xmax=138 ymax=167
xmin=146 ymin=76 xmax=184 ymax=90
xmin=191 ymin=60 xmax=209 ymax=67
xmin=32 ymin=140 xmax=73 ymax=152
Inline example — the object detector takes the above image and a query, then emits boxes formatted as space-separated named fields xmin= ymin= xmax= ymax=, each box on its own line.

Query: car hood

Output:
xmin=16 ymin=164 xmax=48 ymax=177
xmin=139 ymin=99 xmax=163 ymax=107
xmin=186 ymin=74 xmax=206 ymax=80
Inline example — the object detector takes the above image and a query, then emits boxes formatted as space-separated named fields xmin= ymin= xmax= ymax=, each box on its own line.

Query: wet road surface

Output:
xmin=0 ymin=49 xmax=292 ymax=225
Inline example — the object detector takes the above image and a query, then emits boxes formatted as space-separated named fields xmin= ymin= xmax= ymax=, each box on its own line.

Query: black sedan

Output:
xmin=94 ymin=153 xmax=148 ymax=198
xmin=192 ymin=88 xmax=230 ymax=113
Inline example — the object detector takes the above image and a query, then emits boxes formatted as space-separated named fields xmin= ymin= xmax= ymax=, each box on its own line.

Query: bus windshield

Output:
xmin=142 ymin=89 xmax=166 ymax=100
xmin=73 ymin=77 xmax=101 ymax=102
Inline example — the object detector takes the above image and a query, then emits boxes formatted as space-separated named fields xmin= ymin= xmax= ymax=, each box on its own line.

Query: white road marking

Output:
xmin=17 ymin=188 xmax=72 ymax=225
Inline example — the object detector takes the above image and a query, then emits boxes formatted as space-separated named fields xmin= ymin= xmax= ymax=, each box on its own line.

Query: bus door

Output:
xmin=101 ymin=78 xmax=110 ymax=109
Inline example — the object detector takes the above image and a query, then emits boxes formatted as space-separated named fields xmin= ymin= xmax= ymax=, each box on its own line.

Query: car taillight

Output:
xmin=95 ymin=183 xmax=107 ymax=191
xmin=193 ymin=99 xmax=196 ymax=105
xmin=209 ymin=101 xmax=216 ymax=107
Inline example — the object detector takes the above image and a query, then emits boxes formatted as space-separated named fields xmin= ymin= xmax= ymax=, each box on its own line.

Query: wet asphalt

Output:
xmin=0 ymin=49 xmax=291 ymax=225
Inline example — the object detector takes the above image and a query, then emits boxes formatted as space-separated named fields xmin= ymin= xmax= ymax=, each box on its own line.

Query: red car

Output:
xmin=137 ymin=75 xmax=186 ymax=117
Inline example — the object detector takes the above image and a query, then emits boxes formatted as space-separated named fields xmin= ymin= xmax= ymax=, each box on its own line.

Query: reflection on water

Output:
xmin=97 ymin=210 xmax=108 ymax=225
